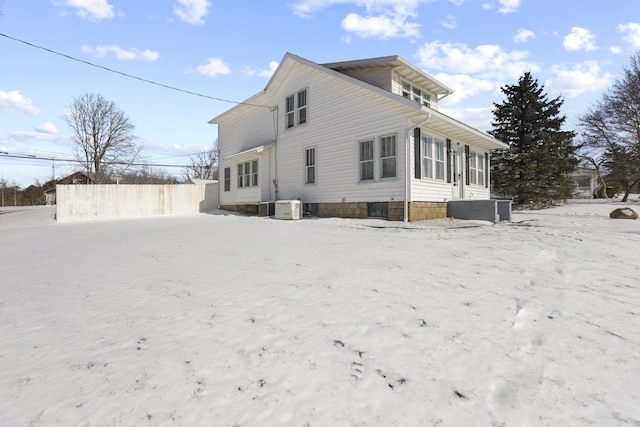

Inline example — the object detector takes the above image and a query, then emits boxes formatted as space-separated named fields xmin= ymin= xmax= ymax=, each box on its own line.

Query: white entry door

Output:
xmin=451 ymin=146 xmax=464 ymax=199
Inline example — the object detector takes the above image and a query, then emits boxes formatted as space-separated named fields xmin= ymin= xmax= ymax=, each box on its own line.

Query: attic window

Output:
xmin=401 ymin=80 xmax=431 ymax=108
xmin=286 ymin=89 xmax=308 ymax=129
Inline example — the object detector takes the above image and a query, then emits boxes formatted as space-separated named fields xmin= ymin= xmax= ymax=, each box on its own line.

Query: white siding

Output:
xmin=333 ymin=67 xmax=393 ymax=92
xmin=272 ymin=64 xmax=408 ymax=203
xmin=391 ymin=73 xmax=438 ymax=110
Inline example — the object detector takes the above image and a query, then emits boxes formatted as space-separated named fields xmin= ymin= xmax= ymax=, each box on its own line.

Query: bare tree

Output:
xmin=66 ymin=93 xmax=142 ymax=183
xmin=579 ymin=53 xmax=640 ymax=201
xmin=184 ymin=140 xmax=218 ymax=181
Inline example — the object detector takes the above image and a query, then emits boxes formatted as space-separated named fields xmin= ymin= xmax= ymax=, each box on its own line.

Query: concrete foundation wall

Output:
xmin=56 ymin=183 xmax=219 ymax=223
xmin=447 ymin=199 xmax=512 ymax=223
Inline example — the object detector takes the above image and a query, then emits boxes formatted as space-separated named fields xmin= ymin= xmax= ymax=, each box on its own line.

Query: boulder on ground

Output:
xmin=609 ymin=207 xmax=638 ymax=220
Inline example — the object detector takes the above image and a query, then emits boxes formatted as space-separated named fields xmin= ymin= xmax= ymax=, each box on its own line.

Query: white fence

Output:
xmin=56 ymin=183 xmax=218 ymax=223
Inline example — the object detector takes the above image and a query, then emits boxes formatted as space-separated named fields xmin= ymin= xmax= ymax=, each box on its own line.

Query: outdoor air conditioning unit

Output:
xmin=275 ymin=200 xmax=302 ymax=220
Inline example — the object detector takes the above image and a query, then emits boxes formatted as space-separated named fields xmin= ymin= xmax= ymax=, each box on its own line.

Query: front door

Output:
xmin=451 ymin=146 xmax=464 ymax=199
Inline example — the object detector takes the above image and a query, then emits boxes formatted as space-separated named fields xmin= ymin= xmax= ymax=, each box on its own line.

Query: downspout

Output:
xmin=404 ymin=112 xmax=432 ymax=222
xmin=269 ymin=105 xmax=279 ymax=201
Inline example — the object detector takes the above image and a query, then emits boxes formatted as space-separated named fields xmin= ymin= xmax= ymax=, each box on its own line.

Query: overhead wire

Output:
xmin=0 ymin=32 xmax=274 ymax=110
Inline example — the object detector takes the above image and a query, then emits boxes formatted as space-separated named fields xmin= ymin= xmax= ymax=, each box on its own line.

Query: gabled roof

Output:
xmin=209 ymin=53 xmax=506 ymax=151
xmin=321 ymin=55 xmax=454 ymax=98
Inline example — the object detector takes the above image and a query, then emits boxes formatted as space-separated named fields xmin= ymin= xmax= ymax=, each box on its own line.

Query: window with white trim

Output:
xmin=359 ymin=139 xmax=374 ymax=181
xmin=237 ymin=159 xmax=258 ymax=188
xmin=286 ymin=89 xmax=307 ymax=129
xmin=401 ymin=80 xmax=431 ymax=108
xmin=305 ymin=147 xmax=316 ymax=184
xmin=435 ymin=138 xmax=445 ymax=180
xmin=422 ymin=135 xmax=433 ymax=179
xmin=224 ymin=167 xmax=230 ymax=191
xmin=380 ymin=135 xmax=397 ymax=179
xmin=421 ymin=134 xmax=446 ymax=181
xmin=469 ymin=149 xmax=485 ymax=186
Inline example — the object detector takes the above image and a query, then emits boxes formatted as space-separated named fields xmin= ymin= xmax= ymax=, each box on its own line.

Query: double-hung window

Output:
xmin=359 ymin=139 xmax=374 ymax=181
xmin=237 ymin=159 xmax=259 ymax=188
xmin=421 ymin=134 xmax=445 ymax=181
xmin=380 ymin=135 xmax=397 ymax=179
xmin=286 ymin=89 xmax=307 ymax=129
xmin=422 ymin=135 xmax=433 ymax=179
xmin=224 ymin=167 xmax=230 ymax=191
xmin=469 ymin=150 xmax=485 ymax=186
xmin=434 ymin=138 xmax=445 ymax=181
xmin=305 ymin=147 xmax=316 ymax=184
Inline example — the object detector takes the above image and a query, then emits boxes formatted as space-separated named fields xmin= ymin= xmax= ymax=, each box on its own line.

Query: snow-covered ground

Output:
xmin=1 ymin=199 xmax=639 ymax=426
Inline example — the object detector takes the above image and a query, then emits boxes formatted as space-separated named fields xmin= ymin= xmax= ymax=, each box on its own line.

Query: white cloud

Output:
xmin=441 ymin=15 xmax=457 ymax=30
xmin=610 ymin=46 xmax=623 ymax=55
xmin=514 ymin=29 xmax=534 ymax=43
xmin=498 ymin=0 xmax=520 ymax=13
xmin=58 ymin=0 xmax=114 ymax=21
xmin=563 ymin=27 xmax=598 ymax=52
xmin=290 ymin=0 xmax=425 ymax=39
xmin=0 ymin=90 xmax=40 ymax=115
xmin=242 ymin=61 xmax=279 ymax=78
xmin=434 ymin=73 xmax=497 ymax=105
xmin=618 ymin=23 xmax=640 ymax=49
xmin=416 ymin=40 xmax=537 ymax=80
xmin=448 ymin=0 xmax=464 ymax=5
xmin=548 ymin=61 xmax=613 ymax=98
xmin=81 ymin=45 xmax=160 ymax=61
xmin=36 ymin=122 xmax=58 ymax=134
xmin=196 ymin=58 xmax=231 ymax=77
xmin=174 ymin=0 xmax=211 ymax=25
xmin=342 ymin=12 xmax=420 ymax=39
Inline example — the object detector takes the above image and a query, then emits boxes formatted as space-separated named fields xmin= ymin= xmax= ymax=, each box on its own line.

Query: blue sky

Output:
xmin=1 ymin=0 xmax=639 ymax=187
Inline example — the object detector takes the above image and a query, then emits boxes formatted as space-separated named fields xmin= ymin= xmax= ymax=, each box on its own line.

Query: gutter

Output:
xmin=404 ymin=112 xmax=432 ymax=222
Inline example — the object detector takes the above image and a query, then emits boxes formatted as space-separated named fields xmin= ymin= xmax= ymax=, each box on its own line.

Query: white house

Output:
xmin=209 ymin=53 xmax=508 ymax=221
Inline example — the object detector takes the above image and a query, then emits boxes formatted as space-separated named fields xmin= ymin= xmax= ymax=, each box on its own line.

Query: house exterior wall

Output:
xmin=334 ymin=66 xmax=394 ymax=92
xmin=213 ymin=54 xmax=504 ymax=220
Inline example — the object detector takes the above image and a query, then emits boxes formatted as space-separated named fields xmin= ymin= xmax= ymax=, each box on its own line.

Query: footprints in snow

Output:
xmin=333 ymin=339 xmax=407 ymax=391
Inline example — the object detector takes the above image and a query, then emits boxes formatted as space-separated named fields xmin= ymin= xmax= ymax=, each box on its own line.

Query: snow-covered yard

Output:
xmin=1 ymin=200 xmax=639 ymax=426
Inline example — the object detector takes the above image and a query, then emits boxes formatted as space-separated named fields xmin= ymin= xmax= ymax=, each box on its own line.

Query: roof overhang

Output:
xmin=412 ymin=108 xmax=508 ymax=151
xmin=223 ymin=142 xmax=275 ymax=161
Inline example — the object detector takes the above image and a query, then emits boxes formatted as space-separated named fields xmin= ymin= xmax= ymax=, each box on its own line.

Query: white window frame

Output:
xmin=237 ymin=159 xmax=259 ymax=189
xmin=434 ymin=138 xmax=445 ymax=181
xmin=422 ymin=135 xmax=433 ymax=179
xmin=421 ymin=133 xmax=446 ymax=181
xmin=401 ymin=80 xmax=431 ymax=108
xmin=305 ymin=147 xmax=316 ymax=184
xmin=380 ymin=134 xmax=397 ymax=179
xmin=285 ymin=88 xmax=308 ymax=129
xmin=469 ymin=149 xmax=485 ymax=186
xmin=359 ymin=139 xmax=375 ymax=181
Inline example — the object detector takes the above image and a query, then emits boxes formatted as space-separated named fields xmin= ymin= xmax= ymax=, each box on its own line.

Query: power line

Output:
xmin=0 ymin=32 xmax=274 ymax=110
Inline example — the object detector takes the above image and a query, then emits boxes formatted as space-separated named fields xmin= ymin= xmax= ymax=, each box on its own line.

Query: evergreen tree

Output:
xmin=490 ymin=72 xmax=578 ymax=206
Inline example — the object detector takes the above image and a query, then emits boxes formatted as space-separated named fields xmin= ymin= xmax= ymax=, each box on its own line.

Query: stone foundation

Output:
xmin=408 ymin=201 xmax=448 ymax=221
xmin=220 ymin=200 xmax=448 ymax=222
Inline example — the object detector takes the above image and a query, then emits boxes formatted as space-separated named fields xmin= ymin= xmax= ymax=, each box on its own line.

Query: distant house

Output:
xmin=209 ymin=53 xmax=508 ymax=221
xmin=44 ymin=172 xmax=88 ymax=205
xmin=571 ymin=167 xmax=598 ymax=198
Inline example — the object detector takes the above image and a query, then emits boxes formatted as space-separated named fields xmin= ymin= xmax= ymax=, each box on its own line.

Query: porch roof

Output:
xmin=223 ymin=142 xmax=275 ymax=160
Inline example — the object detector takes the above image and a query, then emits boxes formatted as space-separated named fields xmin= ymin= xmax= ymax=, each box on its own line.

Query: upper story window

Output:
xmin=401 ymin=80 xmax=431 ymax=108
xmin=286 ymin=89 xmax=308 ymax=129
